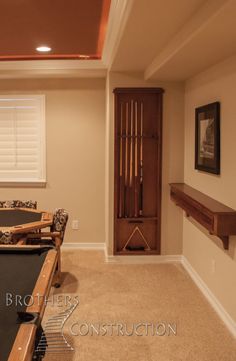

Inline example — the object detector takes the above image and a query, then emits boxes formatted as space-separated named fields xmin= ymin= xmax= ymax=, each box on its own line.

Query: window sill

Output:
xmin=0 ymin=181 xmax=47 ymax=188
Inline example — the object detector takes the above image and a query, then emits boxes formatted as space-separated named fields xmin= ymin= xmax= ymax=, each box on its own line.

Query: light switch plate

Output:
xmin=72 ymin=220 xmax=79 ymax=230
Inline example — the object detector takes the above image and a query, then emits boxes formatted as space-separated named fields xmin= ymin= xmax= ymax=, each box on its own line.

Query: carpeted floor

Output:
xmin=43 ymin=250 xmax=236 ymax=361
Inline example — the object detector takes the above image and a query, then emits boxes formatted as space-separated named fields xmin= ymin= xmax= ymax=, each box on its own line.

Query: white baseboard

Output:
xmin=62 ymin=242 xmax=105 ymax=250
xmin=182 ymin=256 xmax=236 ymax=338
xmin=106 ymin=254 xmax=182 ymax=264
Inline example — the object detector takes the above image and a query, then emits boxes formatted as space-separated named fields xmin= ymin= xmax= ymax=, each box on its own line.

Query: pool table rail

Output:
xmin=6 ymin=247 xmax=58 ymax=361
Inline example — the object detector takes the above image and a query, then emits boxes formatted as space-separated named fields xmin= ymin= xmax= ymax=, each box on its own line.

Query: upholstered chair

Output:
xmin=26 ymin=208 xmax=69 ymax=287
xmin=50 ymin=208 xmax=69 ymax=243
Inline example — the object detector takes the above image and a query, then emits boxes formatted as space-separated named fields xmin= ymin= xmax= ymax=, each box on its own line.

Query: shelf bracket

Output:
xmin=219 ymin=236 xmax=229 ymax=250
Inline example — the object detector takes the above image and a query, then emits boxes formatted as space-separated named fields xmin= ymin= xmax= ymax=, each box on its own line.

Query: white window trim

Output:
xmin=0 ymin=181 xmax=46 ymax=188
xmin=0 ymin=94 xmax=46 ymax=186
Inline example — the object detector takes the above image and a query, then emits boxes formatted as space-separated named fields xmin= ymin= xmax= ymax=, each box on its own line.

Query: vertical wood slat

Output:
xmin=129 ymin=100 xmax=134 ymax=218
xmin=118 ymin=100 xmax=144 ymax=218
xmin=139 ymin=102 xmax=144 ymax=216
xmin=124 ymin=102 xmax=129 ymax=217
xmin=134 ymin=101 xmax=139 ymax=217
xmin=118 ymin=103 xmax=123 ymax=218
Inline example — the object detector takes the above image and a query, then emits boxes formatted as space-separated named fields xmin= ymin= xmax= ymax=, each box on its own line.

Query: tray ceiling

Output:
xmin=0 ymin=0 xmax=110 ymax=60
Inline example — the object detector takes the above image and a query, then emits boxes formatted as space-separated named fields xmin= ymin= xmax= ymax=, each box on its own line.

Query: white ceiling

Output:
xmin=111 ymin=0 xmax=206 ymax=71
xmin=144 ymin=0 xmax=236 ymax=81
xmin=111 ymin=0 xmax=236 ymax=81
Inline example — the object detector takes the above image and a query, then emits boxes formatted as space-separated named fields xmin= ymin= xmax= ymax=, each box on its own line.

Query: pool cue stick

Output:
xmin=119 ymin=103 xmax=123 ymax=218
xmin=139 ymin=102 xmax=144 ymax=216
xmin=134 ymin=101 xmax=138 ymax=217
xmin=124 ymin=102 xmax=129 ymax=217
xmin=129 ymin=100 xmax=134 ymax=217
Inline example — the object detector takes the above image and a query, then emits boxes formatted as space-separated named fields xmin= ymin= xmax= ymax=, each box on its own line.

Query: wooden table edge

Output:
xmin=0 ymin=208 xmax=53 ymax=234
xmin=7 ymin=248 xmax=58 ymax=361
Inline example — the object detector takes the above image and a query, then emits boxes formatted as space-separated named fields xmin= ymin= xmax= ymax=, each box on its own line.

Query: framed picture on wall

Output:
xmin=195 ymin=102 xmax=220 ymax=174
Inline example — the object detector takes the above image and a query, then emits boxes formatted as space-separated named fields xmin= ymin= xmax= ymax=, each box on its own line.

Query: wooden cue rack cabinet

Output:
xmin=113 ymin=88 xmax=164 ymax=255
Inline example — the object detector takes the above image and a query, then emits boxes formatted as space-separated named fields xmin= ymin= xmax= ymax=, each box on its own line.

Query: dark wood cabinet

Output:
xmin=113 ymin=88 xmax=164 ymax=255
xmin=170 ymin=183 xmax=236 ymax=250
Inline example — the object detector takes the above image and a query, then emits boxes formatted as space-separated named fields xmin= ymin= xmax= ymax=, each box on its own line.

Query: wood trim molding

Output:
xmin=113 ymin=87 xmax=164 ymax=94
xmin=0 ymin=54 xmax=101 ymax=61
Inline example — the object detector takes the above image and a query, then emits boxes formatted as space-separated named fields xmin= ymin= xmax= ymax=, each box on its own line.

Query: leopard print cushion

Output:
xmin=0 ymin=200 xmax=37 ymax=209
xmin=51 ymin=208 xmax=69 ymax=243
xmin=0 ymin=231 xmax=14 ymax=244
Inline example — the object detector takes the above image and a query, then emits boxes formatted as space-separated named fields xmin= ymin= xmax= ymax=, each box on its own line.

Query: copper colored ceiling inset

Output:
xmin=0 ymin=0 xmax=111 ymax=60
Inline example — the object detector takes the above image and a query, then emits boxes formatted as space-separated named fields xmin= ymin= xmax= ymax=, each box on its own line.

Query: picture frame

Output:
xmin=195 ymin=102 xmax=220 ymax=174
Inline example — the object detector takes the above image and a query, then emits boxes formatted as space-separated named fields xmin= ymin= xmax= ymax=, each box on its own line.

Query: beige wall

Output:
xmin=184 ymin=55 xmax=236 ymax=322
xmin=0 ymin=78 xmax=106 ymax=244
xmin=105 ymin=72 xmax=185 ymax=255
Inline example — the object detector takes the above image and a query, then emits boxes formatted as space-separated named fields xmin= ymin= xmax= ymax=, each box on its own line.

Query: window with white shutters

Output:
xmin=0 ymin=95 xmax=46 ymax=184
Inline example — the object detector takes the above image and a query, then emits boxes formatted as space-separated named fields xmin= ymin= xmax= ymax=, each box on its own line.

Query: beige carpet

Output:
xmin=42 ymin=250 xmax=236 ymax=361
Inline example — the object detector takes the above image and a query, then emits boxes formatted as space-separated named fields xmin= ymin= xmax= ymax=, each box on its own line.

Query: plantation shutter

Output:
xmin=0 ymin=95 xmax=46 ymax=183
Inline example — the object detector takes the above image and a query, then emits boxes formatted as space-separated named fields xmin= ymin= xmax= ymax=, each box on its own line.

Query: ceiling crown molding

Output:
xmin=0 ymin=60 xmax=107 ymax=79
xmin=102 ymin=0 xmax=134 ymax=69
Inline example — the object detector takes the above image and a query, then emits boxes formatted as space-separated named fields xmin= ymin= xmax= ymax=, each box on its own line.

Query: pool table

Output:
xmin=0 ymin=208 xmax=53 ymax=243
xmin=0 ymin=246 xmax=58 ymax=361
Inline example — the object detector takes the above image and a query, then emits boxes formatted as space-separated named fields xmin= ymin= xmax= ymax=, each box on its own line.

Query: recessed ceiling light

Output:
xmin=36 ymin=46 xmax=52 ymax=53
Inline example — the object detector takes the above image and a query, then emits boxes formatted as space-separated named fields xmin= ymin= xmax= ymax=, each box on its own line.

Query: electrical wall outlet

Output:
xmin=72 ymin=220 xmax=79 ymax=230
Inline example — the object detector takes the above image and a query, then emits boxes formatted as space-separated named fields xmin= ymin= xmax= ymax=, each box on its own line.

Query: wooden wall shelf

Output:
xmin=170 ymin=183 xmax=236 ymax=250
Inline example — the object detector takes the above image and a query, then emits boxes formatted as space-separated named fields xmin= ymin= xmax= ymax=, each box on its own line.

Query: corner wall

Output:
xmin=184 ymin=55 xmax=236 ymax=323
xmin=105 ymin=72 xmax=185 ymax=255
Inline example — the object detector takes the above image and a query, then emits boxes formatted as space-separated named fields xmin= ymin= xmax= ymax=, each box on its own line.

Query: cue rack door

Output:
xmin=114 ymin=88 xmax=164 ymax=254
